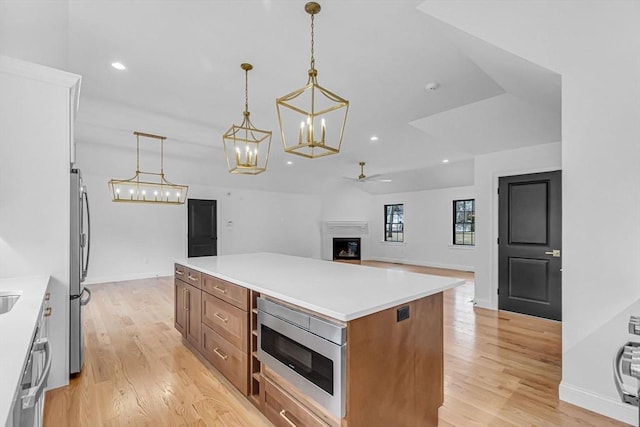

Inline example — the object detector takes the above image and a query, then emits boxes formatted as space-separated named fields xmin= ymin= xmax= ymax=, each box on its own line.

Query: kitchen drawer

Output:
xmin=201 ymin=323 xmax=248 ymax=395
xmin=202 ymin=274 xmax=248 ymax=310
xmin=174 ymin=264 xmax=188 ymax=280
xmin=263 ymin=376 xmax=330 ymax=427
xmin=202 ymin=292 xmax=248 ymax=352
xmin=174 ymin=264 xmax=202 ymax=289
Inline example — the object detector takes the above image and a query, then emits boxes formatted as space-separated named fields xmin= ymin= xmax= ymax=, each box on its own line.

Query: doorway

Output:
xmin=498 ymin=171 xmax=562 ymax=321
xmin=187 ymin=199 xmax=217 ymax=257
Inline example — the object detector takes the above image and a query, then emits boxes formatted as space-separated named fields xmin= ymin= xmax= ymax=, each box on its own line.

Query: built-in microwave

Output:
xmin=257 ymin=297 xmax=347 ymax=418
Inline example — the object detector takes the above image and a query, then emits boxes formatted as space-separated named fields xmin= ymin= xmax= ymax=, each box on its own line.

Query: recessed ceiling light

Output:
xmin=442 ymin=159 xmax=449 ymax=163
xmin=111 ymin=62 xmax=126 ymax=70
xmin=286 ymin=161 xmax=293 ymax=165
xmin=370 ymin=136 xmax=378 ymax=141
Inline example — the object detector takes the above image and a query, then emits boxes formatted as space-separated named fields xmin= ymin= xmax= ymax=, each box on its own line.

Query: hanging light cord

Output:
xmin=310 ymin=12 xmax=315 ymax=70
xmin=244 ymin=67 xmax=249 ymax=114
xmin=136 ymin=133 xmax=140 ymax=173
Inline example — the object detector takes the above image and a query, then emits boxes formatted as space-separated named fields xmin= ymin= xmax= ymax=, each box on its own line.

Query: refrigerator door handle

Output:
xmin=80 ymin=287 xmax=92 ymax=306
xmin=81 ymin=188 xmax=91 ymax=282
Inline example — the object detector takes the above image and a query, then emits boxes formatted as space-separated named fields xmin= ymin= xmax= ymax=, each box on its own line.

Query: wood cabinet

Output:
xmin=202 ymin=274 xmax=247 ymax=309
xmin=202 ymin=291 xmax=247 ymax=351
xmin=262 ymin=376 xmax=330 ymax=427
xmin=175 ymin=264 xmax=249 ymax=396
xmin=201 ymin=324 xmax=248 ymax=394
xmin=248 ymin=290 xmax=262 ymax=409
xmin=174 ymin=264 xmax=201 ymax=348
xmin=174 ymin=279 xmax=187 ymax=336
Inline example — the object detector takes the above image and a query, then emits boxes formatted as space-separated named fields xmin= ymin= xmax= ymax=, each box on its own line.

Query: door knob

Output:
xmin=545 ymin=249 xmax=561 ymax=257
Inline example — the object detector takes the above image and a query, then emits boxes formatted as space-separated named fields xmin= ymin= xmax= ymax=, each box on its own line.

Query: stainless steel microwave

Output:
xmin=257 ymin=297 xmax=347 ymax=418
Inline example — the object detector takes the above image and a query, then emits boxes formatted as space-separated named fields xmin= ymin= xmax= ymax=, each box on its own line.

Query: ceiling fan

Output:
xmin=344 ymin=162 xmax=391 ymax=183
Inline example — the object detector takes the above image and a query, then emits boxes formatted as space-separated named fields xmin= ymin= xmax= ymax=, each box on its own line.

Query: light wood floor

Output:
xmin=44 ymin=262 xmax=630 ymax=426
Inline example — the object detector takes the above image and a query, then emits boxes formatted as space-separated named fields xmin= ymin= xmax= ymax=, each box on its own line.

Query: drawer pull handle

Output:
xmin=175 ymin=270 xmax=184 ymax=276
xmin=213 ymin=285 xmax=227 ymax=294
xmin=44 ymin=292 xmax=51 ymax=301
xmin=279 ymin=410 xmax=297 ymax=427
xmin=213 ymin=348 xmax=228 ymax=361
xmin=188 ymin=275 xmax=198 ymax=282
xmin=44 ymin=307 xmax=52 ymax=317
xmin=214 ymin=313 xmax=228 ymax=323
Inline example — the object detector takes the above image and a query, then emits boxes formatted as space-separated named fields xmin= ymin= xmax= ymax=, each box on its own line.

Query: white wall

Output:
xmin=420 ymin=1 xmax=640 ymax=424
xmin=76 ymin=141 xmax=322 ymax=284
xmin=472 ymin=142 xmax=561 ymax=309
xmin=319 ymin=184 xmax=476 ymax=271
xmin=369 ymin=186 xmax=475 ymax=271
xmin=0 ymin=57 xmax=81 ymax=389
xmin=0 ymin=0 xmax=69 ymax=70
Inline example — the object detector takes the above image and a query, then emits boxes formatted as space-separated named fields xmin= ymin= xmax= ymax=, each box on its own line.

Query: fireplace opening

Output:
xmin=333 ymin=238 xmax=361 ymax=261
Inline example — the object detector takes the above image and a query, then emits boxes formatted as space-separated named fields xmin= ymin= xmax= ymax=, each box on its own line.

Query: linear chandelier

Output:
xmin=222 ymin=63 xmax=272 ymax=174
xmin=108 ymin=131 xmax=188 ymax=204
xmin=276 ymin=2 xmax=349 ymax=159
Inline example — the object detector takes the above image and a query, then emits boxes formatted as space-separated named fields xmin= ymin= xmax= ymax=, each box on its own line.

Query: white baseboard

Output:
xmin=83 ymin=270 xmax=173 ymax=285
xmin=559 ymin=382 xmax=637 ymax=426
xmin=368 ymin=257 xmax=474 ymax=273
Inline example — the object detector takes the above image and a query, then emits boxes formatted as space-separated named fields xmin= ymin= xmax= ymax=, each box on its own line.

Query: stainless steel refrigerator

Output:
xmin=70 ymin=168 xmax=91 ymax=375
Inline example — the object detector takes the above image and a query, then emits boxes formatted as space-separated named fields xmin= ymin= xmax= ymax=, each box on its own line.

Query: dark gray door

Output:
xmin=498 ymin=171 xmax=562 ymax=321
xmin=188 ymin=199 xmax=217 ymax=257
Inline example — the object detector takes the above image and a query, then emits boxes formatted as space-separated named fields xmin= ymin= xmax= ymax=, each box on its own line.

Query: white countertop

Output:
xmin=0 ymin=276 xmax=50 ymax=427
xmin=176 ymin=253 xmax=465 ymax=321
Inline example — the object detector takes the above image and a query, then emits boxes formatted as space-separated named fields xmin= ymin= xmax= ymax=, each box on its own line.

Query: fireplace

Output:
xmin=333 ymin=237 xmax=361 ymax=261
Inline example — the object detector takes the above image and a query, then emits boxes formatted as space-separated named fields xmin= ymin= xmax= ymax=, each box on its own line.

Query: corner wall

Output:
xmin=369 ymin=187 xmax=475 ymax=271
xmin=320 ymin=185 xmax=476 ymax=271
xmin=420 ymin=1 xmax=640 ymax=424
xmin=472 ymin=142 xmax=561 ymax=309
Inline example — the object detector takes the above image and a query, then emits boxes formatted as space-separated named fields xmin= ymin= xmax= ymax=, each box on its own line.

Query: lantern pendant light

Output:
xmin=108 ymin=132 xmax=188 ymax=205
xmin=222 ymin=63 xmax=272 ymax=175
xmin=276 ymin=2 xmax=349 ymax=159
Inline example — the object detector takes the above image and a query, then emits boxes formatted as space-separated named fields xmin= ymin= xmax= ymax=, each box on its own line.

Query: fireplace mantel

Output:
xmin=325 ymin=221 xmax=368 ymax=232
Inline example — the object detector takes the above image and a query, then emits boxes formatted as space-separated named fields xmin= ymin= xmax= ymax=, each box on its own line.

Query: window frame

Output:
xmin=384 ymin=203 xmax=404 ymax=243
xmin=453 ymin=199 xmax=475 ymax=246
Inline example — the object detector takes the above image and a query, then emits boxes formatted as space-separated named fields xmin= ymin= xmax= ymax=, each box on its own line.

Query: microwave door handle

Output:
xmin=82 ymin=190 xmax=91 ymax=281
xmin=21 ymin=338 xmax=52 ymax=410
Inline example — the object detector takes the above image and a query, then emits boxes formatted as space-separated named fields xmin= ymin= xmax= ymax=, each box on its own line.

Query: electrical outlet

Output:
xmin=397 ymin=306 xmax=410 ymax=322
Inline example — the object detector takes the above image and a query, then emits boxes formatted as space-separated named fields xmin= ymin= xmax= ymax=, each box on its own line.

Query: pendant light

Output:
xmin=222 ymin=63 xmax=272 ymax=174
xmin=108 ymin=132 xmax=188 ymax=204
xmin=276 ymin=2 xmax=349 ymax=159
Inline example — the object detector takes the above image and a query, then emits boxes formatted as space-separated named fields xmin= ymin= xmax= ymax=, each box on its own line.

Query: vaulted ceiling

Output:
xmin=13 ymin=0 xmax=563 ymax=194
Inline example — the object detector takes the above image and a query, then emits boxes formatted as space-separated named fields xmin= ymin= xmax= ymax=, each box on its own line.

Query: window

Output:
xmin=384 ymin=204 xmax=404 ymax=242
xmin=453 ymin=199 xmax=475 ymax=246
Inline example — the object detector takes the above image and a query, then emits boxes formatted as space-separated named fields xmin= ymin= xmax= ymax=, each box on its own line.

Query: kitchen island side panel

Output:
xmin=345 ymin=293 xmax=443 ymax=427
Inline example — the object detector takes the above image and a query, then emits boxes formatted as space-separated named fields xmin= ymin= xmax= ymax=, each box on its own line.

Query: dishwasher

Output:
xmin=9 ymin=294 xmax=52 ymax=427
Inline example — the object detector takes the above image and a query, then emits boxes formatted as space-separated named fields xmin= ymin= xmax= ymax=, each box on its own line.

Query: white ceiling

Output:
xmin=64 ymin=0 xmax=560 ymax=194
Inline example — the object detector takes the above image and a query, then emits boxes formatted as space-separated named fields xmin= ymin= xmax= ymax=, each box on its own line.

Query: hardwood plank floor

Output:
xmin=44 ymin=263 xmax=630 ymax=426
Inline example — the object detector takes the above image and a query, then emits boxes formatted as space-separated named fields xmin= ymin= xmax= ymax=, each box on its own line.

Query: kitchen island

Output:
xmin=175 ymin=253 xmax=465 ymax=427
